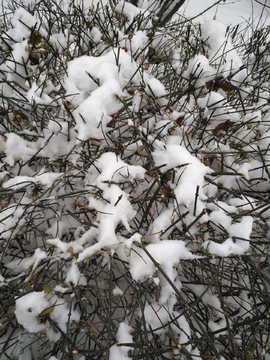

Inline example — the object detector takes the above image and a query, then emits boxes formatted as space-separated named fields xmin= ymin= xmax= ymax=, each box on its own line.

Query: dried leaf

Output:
xmin=40 ymin=299 xmax=58 ymax=316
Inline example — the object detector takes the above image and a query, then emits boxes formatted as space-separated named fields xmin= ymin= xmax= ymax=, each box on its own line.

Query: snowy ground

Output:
xmin=84 ymin=0 xmax=270 ymax=26
xmin=180 ymin=0 xmax=270 ymax=26
xmin=83 ymin=0 xmax=270 ymax=26
xmin=1 ymin=0 xmax=269 ymax=27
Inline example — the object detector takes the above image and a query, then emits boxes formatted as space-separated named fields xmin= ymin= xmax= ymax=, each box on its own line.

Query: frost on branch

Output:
xmin=1 ymin=0 xmax=270 ymax=359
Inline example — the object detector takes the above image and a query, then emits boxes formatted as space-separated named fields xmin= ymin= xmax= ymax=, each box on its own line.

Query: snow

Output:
xmin=0 ymin=205 xmax=25 ymax=240
xmin=46 ymin=237 xmax=84 ymax=255
xmin=139 ymin=301 xmax=201 ymax=357
xmin=110 ymin=322 xmax=133 ymax=360
xmin=4 ymin=127 xmax=75 ymax=165
xmin=152 ymin=144 xmax=212 ymax=211
xmin=113 ymin=286 xmax=124 ymax=296
xmin=6 ymin=248 xmax=47 ymax=276
xmin=128 ymin=30 xmax=149 ymax=53
xmin=3 ymin=171 xmax=63 ymax=190
xmin=15 ymin=290 xmax=80 ymax=338
xmin=9 ymin=8 xmax=45 ymax=43
xmin=4 ymin=133 xmax=37 ymax=166
xmin=183 ymin=54 xmax=216 ymax=87
xmin=188 ymin=284 xmax=227 ymax=336
xmin=65 ymin=259 xmax=87 ymax=285
xmin=147 ymin=78 xmax=167 ymax=98
xmin=74 ymin=152 xmax=146 ymax=262
xmin=180 ymin=0 xmax=270 ymax=27
xmin=15 ymin=291 xmax=49 ymax=333
xmin=203 ymin=215 xmax=253 ymax=256
xmin=64 ymin=49 xmax=147 ymax=140
xmin=142 ymin=302 xmax=173 ymax=334
xmin=200 ymin=20 xmax=244 ymax=79
xmin=1 ymin=0 xmax=269 ymax=358
xmin=115 ymin=0 xmax=151 ymax=26
xmin=129 ymin=240 xmax=199 ymax=304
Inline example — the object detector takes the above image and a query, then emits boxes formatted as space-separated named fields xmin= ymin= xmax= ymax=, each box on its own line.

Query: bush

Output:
xmin=0 ymin=0 xmax=270 ymax=359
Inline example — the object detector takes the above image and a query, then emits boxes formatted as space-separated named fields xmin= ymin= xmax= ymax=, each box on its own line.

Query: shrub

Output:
xmin=0 ymin=0 xmax=270 ymax=359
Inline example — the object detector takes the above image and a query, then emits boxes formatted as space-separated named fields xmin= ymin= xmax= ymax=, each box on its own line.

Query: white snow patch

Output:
xmin=110 ymin=322 xmax=133 ymax=360
xmin=129 ymin=240 xmax=199 ymax=304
